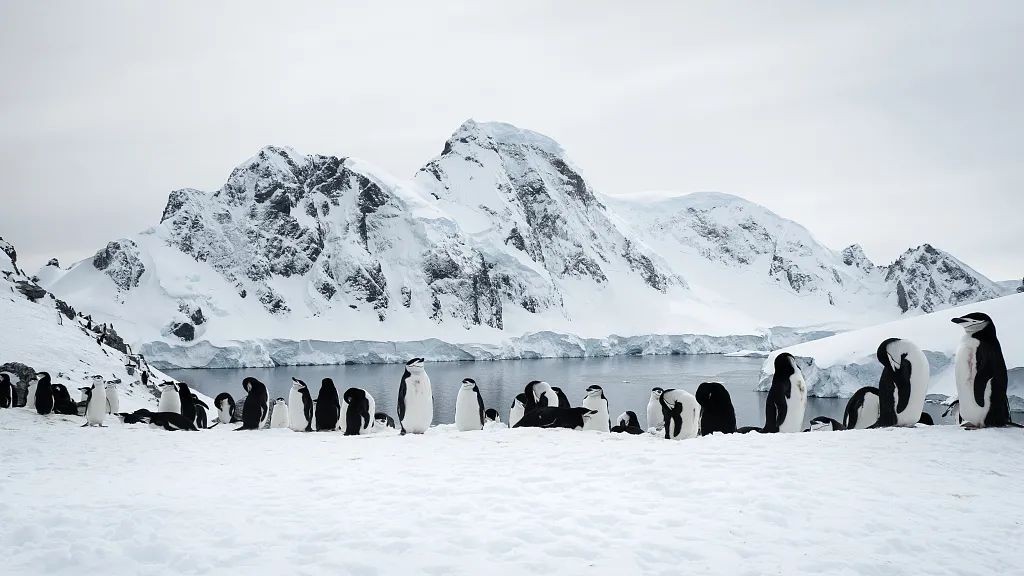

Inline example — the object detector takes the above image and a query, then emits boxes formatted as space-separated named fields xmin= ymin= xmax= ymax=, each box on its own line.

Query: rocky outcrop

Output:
xmin=885 ymin=244 xmax=1003 ymax=313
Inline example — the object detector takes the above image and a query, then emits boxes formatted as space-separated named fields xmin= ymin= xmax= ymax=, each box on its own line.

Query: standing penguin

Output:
xmin=454 ymin=378 xmax=485 ymax=431
xmin=315 ymin=378 xmax=341 ymax=431
xmin=397 ymin=358 xmax=433 ymax=435
xmin=646 ymin=387 xmax=665 ymax=431
xmin=660 ymin=389 xmax=700 ymax=440
xmin=81 ymin=379 xmax=106 ymax=427
xmin=341 ymin=388 xmax=375 ymax=435
xmin=192 ymin=394 xmax=210 ymax=429
xmin=952 ymin=312 xmax=1015 ymax=427
xmin=158 ymin=382 xmax=181 ymax=414
xmin=175 ymin=382 xmax=196 ymax=427
xmin=551 ymin=386 xmax=572 ymax=408
xmin=695 ymin=381 xmax=737 ymax=435
xmin=844 ymin=386 xmax=880 ymax=429
xmin=0 ymin=372 xmax=14 ymax=409
xmin=105 ymin=382 xmax=120 ymax=414
xmin=237 ymin=377 xmax=269 ymax=431
xmin=214 ymin=393 xmax=238 ymax=424
xmin=288 ymin=378 xmax=315 ymax=432
xmin=33 ymin=372 xmax=54 ymax=415
xmin=508 ymin=393 xmax=527 ymax=429
xmin=581 ymin=385 xmax=610 ymax=432
xmin=611 ymin=411 xmax=645 ymax=434
xmin=763 ymin=353 xmax=807 ymax=433
xmin=872 ymin=338 xmax=929 ymax=427
xmin=270 ymin=398 xmax=290 ymax=429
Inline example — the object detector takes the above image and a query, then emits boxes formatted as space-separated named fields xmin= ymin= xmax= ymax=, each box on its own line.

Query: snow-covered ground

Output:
xmin=1 ymin=408 xmax=1021 ymax=576
xmin=758 ymin=293 xmax=1024 ymax=406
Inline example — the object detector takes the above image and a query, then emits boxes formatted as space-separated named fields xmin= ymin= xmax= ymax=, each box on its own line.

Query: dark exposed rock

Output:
xmin=55 ymin=297 xmax=76 ymax=320
xmin=0 ymin=362 xmax=36 ymax=407
xmin=171 ymin=322 xmax=195 ymax=342
xmin=562 ymin=252 xmax=606 ymax=283
xmin=622 ymin=239 xmax=668 ymax=292
xmin=15 ymin=280 xmax=47 ymax=301
xmin=92 ymin=240 xmax=145 ymax=290
xmin=46 ymin=258 xmax=60 ymax=268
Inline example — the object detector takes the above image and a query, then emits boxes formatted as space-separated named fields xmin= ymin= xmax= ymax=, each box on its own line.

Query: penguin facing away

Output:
xmin=315 ymin=378 xmax=341 ymax=431
xmin=952 ymin=312 xmax=1015 ymax=427
xmin=660 ymin=389 xmax=700 ymax=440
xmin=397 ymin=358 xmax=433 ymax=435
xmin=646 ymin=387 xmax=665 ymax=431
xmin=844 ymin=386 xmax=880 ymax=429
xmin=214 ymin=393 xmax=238 ymax=424
xmin=288 ymin=378 xmax=315 ymax=432
xmin=341 ymin=388 xmax=375 ymax=435
xmin=551 ymin=386 xmax=572 ymax=408
xmin=175 ymin=382 xmax=196 ymax=427
xmin=611 ymin=411 xmax=644 ymax=434
xmin=764 ymin=353 xmax=807 ymax=433
xmin=192 ymin=394 xmax=210 ymax=429
xmin=270 ymin=398 xmax=289 ymax=429
xmin=51 ymin=384 xmax=78 ymax=415
xmin=508 ymin=393 xmax=527 ymax=429
xmin=872 ymin=338 xmax=929 ymax=427
xmin=237 ymin=377 xmax=269 ymax=430
xmin=454 ymin=378 xmax=485 ymax=431
xmin=695 ymin=381 xmax=737 ymax=435
xmin=581 ymin=385 xmax=610 ymax=432
xmin=0 ymin=372 xmax=14 ymax=409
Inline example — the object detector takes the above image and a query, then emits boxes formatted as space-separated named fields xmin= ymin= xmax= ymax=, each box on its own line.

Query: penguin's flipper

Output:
xmin=894 ymin=361 xmax=912 ymax=414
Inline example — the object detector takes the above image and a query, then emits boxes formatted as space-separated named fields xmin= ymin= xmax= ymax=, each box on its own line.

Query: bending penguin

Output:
xmin=611 ymin=411 xmax=644 ymax=434
xmin=192 ymin=394 xmax=210 ymax=429
xmin=0 ymin=372 xmax=14 ymax=409
xmin=341 ymin=388 xmax=375 ymax=435
xmin=952 ymin=312 xmax=1015 ymax=427
xmin=582 ymin=385 xmax=610 ymax=432
xmin=872 ymin=338 xmax=929 ymax=427
xmin=454 ymin=378 xmax=485 ymax=431
xmin=695 ymin=381 xmax=736 ymax=435
xmin=659 ymin=389 xmax=700 ymax=440
xmin=508 ymin=393 xmax=527 ymax=429
xmin=315 ymin=378 xmax=341 ymax=431
xmin=270 ymin=398 xmax=289 ymax=429
xmin=844 ymin=386 xmax=880 ymax=429
xmin=763 ymin=353 xmax=807 ymax=433
xmin=237 ymin=377 xmax=269 ymax=430
xmin=646 ymin=387 xmax=665 ymax=431
xmin=214 ymin=393 xmax=238 ymax=424
xmin=288 ymin=378 xmax=314 ymax=432
xmin=397 ymin=358 xmax=432 ymax=435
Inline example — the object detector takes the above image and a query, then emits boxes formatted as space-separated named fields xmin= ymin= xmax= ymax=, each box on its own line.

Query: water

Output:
xmin=166 ymin=355 xmax=955 ymax=429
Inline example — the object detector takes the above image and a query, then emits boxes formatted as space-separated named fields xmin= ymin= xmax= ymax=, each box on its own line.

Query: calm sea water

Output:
xmin=166 ymin=355 xmax=955 ymax=429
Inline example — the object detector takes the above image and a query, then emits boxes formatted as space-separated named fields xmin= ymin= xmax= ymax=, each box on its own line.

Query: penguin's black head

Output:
xmin=951 ymin=312 xmax=994 ymax=337
xmin=876 ymin=338 xmax=902 ymax=368
xmin=695 ymin=382 xmax=726 ymax=405
xmin=513 ymin=393 xmax=527 ymax=406
xmin=773 ymin=353 xmax=797 ymax=377
xmin=35 ymin=372 xmax=50 ymax=382
xmin=343 ymin=388 xmax=365 ymax=403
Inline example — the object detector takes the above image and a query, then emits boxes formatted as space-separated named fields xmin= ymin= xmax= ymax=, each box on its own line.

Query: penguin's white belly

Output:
xmin=158 ymin=390 xmax=181 ymax=414
xmin=270 ymin=404 xmax=289 ymax=428
xmin=401 ymin=376 xmax=432 ymax=433
xmin=646 ymin=400 xmax=664 ymax=431
xmin=582 ymin=397 xmax=609 ymax=432
xmin=287 ymin=390 xmax=308 ymax=431
xmin=86 ymin=392 xmax=106 ymax=425
xmin=217 ymin=404 xmax=232 ymax=424
xmin=955 ymin=338 xmax=990 ymax=425
xmin=509 ymin=404 xmax=525 ymax=428
xmin=455 ymin=389 xmax=482 ymax=431
xmin=778 ymin=374 xmax=807 ymax=433
xmin=105 ymin=389 xmax=119 ymax=414
xmin=26 ymin=382 xmax=37 ymax=410
xmin=852 ymin=393 xmax=880 ymax=429
xmin=364 ymin=393 xmax=376 ymax=432
xmin=893 ymin=342 xmax=930 ymax=426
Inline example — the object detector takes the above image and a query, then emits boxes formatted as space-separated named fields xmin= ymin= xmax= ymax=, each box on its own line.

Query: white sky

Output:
xmin=1 ymin=1 xmax=1020 ymax=279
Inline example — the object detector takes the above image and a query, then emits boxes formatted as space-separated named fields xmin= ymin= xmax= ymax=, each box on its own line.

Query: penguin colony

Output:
xmin=3 ymin=311 xmax=1018 ymax=434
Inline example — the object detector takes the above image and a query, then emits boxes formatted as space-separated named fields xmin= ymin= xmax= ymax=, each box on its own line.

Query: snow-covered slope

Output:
xmin=37 ymin=120 xmax=1005 ymax=368
xmin=757 ymin=293 xmax=1024 ymax=407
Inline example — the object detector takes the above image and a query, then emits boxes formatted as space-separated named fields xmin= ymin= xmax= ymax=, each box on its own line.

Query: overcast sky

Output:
xmin=1 ymin=1 xmax=1020 ymax=279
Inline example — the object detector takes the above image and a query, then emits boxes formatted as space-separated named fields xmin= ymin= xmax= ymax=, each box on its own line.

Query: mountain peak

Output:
xmin=447 ymin=119 xmax=565 ymax=157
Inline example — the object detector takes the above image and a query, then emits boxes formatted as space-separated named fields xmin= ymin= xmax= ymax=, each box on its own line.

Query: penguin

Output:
xmin=118 ymin=409 xmax=198 ymax=431
xmin=763 ymin=353 xmax=807 ymax=433
xmin=952 ymin=312 xmax=1015 ymax=428
xmin=374 ymin=412 xmax=396 ymax=428
xmin=843 ymin=386 xmax=880 ymax=430
xmin=523 ymin=380 xmax=558 ymax=413
xmin=26 ymin=373 xmax=39 ymax=410
xmin=0 ymin=372 xmax=14 ymax=409
xmin=175 ymin=381 xmax=196 ymax=426
xmin=513 ymin=407 xmax=598 ymax=430
xmin=508 ymin=393 xmax=527 ymax=428
xmin=341 ymin=388 xmax=375 ymax=435
xmin=81 ymin=379 xmax=106 ymax=427
xmin=288 ymin=378 xmax=314 ymax=432
xmin=646 ymin=387 xmax=665 ymax=431
xmin=33 ymin=372 xmax=54 ymax=415
xmin=315 ymin=378 xmax=341 ymax=431
xmin=695 ymin=381 xmax=737 ymax=435
xmin=485 ymin=408 xmax=501 ymax=424
xmin=214 ymin=393 xmax=238 ymax=424
xmin=158 ymin=382 xmax=181 ymax=414
xmin=551 ymin=386 xmax=572 ymax=408
xmin=105 ymin=382 xmax=119 ymax=414
xmin=237 ymin=377 xmax=269 ymax=430
xmin=581 ymin=385 xmax=610 ymax=432
xmin=660 ymin=389 xmax=699 ymax=440
xmin=872 ymin=338 xmax=929 ymax=427
xmin=611 ymin=411 xmax=644 ymax=434
xmin=51 ymin=383 xmax=78 ymax=415
xmin=454 ymin=378 xmax=485 ymax=431
xmin=397 ymin=358 xmax=433 ymax=435
xmin=805 ymin=416 xmax=844 ymax=432
xmin=192 ymin=394 xmax=210 ymax=429
xmin=270 ymin=398 xmax=289 ymax=429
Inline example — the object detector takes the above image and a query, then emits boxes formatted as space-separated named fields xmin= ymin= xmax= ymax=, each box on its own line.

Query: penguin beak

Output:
xmin=951 ymin=317 xmax=968 ymax=324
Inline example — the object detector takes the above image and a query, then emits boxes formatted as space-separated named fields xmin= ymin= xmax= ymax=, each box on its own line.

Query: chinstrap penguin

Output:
xmin=397 ymin=358 xmax=432 ymax=435
xmin=454 ymin=378 xmax=485 ymax=431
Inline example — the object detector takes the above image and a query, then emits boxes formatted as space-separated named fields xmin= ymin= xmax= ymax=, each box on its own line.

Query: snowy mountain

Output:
xmin=36 ymin=120 xmax=1005 ymax=368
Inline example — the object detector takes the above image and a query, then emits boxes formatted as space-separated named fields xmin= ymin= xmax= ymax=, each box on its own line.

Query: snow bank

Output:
xmin=1 ymin=409 xmax=1021 ymax=575
xmin=758 ymin=293 xmax=1024 ymax=407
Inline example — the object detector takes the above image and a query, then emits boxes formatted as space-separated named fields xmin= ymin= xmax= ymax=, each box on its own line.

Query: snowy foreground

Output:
xmin=2 ymin=410 xmax=1022 ymax=576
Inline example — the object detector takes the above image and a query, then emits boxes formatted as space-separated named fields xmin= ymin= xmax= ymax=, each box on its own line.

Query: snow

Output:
xmin=759 ymin=293 xmax=1024 ymax=407
xmin=1 ymin=408 xmax=1022 ymax=575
